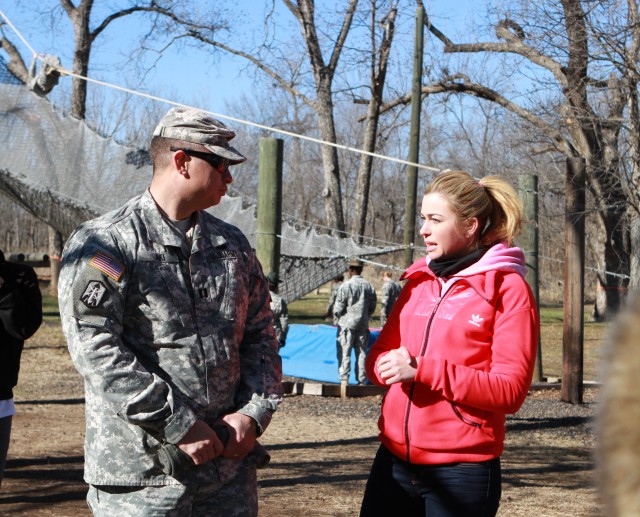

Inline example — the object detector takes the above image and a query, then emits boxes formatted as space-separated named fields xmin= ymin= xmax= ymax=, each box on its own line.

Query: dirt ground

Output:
xmin=1 ymin=321 xmax=603 ymax=516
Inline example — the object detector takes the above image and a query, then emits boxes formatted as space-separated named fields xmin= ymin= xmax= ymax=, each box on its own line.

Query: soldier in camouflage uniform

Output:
xmin=333 ymin=260 xmax=377 ymax=384
xmin=58 ymin=107 xmax=283 ymax=517
xmin=379 ymin=270 xmax=401 ymax=327
xmin=267 ymin=272 xmax=288 ymax=349
xmin=324 ymin=275 xmax=343 ymax=322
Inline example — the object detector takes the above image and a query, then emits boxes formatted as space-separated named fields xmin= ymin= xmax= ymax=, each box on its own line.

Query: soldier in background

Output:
xmin=58 ymin=107 xmax=283 ymax=517
xmin=333 ymin=260 xmax=377 ymax=385
xmin=379 ymin=270 xmax=401 ymax=327
xmin=324 ymin=274 xmax=344 ymax=322
xmin=267 ymin=272 xmax=288 ymax=350
xmin=0 ymin=249 xmax=42 ymax=487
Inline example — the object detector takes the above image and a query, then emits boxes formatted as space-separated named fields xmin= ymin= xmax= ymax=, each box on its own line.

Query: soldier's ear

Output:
xmin=172 ymin=149 xmax=190 ymax=175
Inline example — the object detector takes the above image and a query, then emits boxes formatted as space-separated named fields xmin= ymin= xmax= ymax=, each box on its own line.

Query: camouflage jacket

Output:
xmin=58 ymin=190 xmax=283 ymax=486
xmin=333 ymin=275 xmax=377 ymax=331
xmin=380 ymin=280 xmax=402 ymax=318
xmin=268 ymin=291 xmax=288 ymax=345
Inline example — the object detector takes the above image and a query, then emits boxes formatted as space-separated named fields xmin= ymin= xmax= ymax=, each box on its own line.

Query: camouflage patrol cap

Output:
xmin=153 ymin=107 xmax=247 ymax=165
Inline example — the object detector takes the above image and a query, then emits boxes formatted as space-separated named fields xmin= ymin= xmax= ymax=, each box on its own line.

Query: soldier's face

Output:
xmin=186 ymin=155 xmax=233 ymax=210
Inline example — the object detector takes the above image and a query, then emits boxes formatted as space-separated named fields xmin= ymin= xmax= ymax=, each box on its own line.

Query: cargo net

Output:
xmin=0 ymin=67 xmax=403 ymax=302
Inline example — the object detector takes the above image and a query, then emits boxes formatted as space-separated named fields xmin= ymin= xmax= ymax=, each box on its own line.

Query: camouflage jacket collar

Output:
xmin=141 ymin=190 xmax=229 ymax=253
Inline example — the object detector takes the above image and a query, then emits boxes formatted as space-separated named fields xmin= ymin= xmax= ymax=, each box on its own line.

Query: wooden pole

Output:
xmin=561 ymin=157 xmax=585 ymax=404
xmin=402 ymin=4 xmax=424 ymax=269
xmin=256 ymin=137 xmax=284 ymax=278
xmin=519 ymin=174 xmax=543 ymax=383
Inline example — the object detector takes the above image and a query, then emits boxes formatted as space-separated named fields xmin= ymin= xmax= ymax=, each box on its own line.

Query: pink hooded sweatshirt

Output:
xmin=366 ymin=242 xmax=539 ymax=464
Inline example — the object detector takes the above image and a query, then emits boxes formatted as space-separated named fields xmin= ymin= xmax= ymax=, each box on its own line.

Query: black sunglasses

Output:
xmin=170 ymin=147 xmax=228 ymax=170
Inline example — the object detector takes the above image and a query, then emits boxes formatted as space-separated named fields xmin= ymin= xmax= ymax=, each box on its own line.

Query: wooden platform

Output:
xmin=282 ymin=379 xmax=600 ymax=397
xmin=282 ymin=381 xmax=385 ymax=397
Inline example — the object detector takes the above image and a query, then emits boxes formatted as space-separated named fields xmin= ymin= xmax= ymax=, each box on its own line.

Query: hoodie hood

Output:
xmin=402 ymin=242 xmax=527 ymax=281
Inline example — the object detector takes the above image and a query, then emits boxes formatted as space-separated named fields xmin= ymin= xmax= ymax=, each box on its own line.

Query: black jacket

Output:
xmin=0 ymin=251 xmax=43 ymax=400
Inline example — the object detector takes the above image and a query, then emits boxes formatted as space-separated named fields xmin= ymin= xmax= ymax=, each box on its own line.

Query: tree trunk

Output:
xmin=587 ymin=158 xmax=629 ymax=320
xmin=351 ymin=4 xmax=396 ymax=241
xmin=68 ymin=1 xmax=93 ymax=120
xmin=316 ymin=86 xmax=346 ymax=235
xmin=351 ymin=113 xmax=378 ymax=241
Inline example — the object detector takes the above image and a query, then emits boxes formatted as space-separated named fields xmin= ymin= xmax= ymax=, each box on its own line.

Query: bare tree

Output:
xmin=168 ymin=0 xmax=359 ymax=234
xmin=380 ymin=0 xmax=632 ymax=319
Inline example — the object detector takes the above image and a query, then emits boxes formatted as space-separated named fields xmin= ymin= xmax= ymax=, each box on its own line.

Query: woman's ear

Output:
xmin=466 ymin=217 xmax=480 ymax=239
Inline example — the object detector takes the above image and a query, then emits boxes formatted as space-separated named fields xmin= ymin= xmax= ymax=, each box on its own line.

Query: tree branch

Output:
xmin=184 ymin=29 xmax=316 ymax=109
xmin=59 ymin=0 xmax=76 ymax=17
xmin=380 ymin=75 xmax=574 ymax=155
xmin=89 ymin=3 xmax=225 ymax=43
xmin=327 ymin=0 xmax=359 ymax=74
xmin=0 ymin=34 xmax=29 ymax=83
xmin=424 ymin=14 xmax=568 ymax=88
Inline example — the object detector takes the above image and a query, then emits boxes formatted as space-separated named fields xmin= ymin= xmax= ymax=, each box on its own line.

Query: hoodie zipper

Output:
xmin=402 ymin=291 xmax=444 ymax=463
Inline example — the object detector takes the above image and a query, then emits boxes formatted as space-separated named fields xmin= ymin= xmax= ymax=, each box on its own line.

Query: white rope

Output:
xmin=56 ymin=68 xmax=444 ymax=172
xmin=0 ymin=9 xmax=39 ymax=57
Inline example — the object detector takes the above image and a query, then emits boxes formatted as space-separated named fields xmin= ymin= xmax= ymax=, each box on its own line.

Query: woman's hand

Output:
xmin=377 ymin=346 xmax=418 ymax=384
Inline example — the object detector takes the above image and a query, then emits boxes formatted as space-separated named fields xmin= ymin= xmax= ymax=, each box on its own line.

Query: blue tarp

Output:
xmin=280 ymin=324 xmax=380 ymax=384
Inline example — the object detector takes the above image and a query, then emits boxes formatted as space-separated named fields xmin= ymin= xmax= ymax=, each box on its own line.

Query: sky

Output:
xmin=0 ymin=0 xmax=481 ymax=118
xmin=0 ymin=0 xmax=265 ymax=114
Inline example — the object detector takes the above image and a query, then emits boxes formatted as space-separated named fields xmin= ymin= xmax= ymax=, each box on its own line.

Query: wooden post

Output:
xmin=561 ymin=157 xmax=585 ymax=404
xmin=256 ymin=137 xmax=284 ymax=277
xmin=519 ymin=174 xmax=543 ymax=383
xmin=402 ymin=4 xmax=424 ymax=269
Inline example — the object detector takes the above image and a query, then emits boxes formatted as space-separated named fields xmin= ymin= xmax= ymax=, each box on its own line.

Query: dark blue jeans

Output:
xmin=360 ymin=445 xmax=501 ymax=517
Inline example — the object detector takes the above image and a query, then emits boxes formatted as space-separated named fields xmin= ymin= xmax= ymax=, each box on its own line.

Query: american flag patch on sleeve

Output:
xmin=89 ymin=251 xmax=125 ymax=282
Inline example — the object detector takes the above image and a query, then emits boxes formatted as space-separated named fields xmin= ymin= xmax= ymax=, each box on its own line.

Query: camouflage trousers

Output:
xmin=87 ymin=460 xmax=258 ymax=517
xmin=337 ymin=327 xmax=369 ymax=384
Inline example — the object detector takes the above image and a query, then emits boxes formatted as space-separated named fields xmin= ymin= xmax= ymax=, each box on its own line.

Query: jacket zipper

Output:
xmin=450 ymin=402 xmax=482 ymax=428
xmin=403 ymin=291 xmax=444 ymax=463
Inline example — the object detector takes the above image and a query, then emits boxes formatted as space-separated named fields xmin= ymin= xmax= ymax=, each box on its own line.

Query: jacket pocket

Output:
xmin=450 ymin=401 xmax=482 ymax=428
xmin=449 ymin=401 xmax=496 ymax=440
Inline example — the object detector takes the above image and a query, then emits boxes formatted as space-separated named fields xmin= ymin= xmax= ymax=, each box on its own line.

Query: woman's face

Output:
xmin=419 ymin=193 xmax=477 ymax=261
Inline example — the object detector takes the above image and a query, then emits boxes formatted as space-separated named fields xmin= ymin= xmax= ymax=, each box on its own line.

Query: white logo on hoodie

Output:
xmin=469 ymin=314 xmax=484 ymax=327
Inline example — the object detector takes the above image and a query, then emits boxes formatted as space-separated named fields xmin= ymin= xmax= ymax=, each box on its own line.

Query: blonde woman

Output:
xmin=360 ymin=171 xmax=539 ymax=517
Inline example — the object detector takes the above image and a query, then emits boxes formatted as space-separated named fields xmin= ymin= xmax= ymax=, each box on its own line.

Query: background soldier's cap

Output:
xmin=153 ymin=107 xmax=247 ymax=165
xmin=348 ymin=259 xmax=364 ymax=268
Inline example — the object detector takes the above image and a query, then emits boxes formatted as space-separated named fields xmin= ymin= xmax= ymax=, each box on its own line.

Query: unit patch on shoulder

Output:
xmin=81 ymin=281 xmax=107 ymax=308
xmin=89 ymin=251 xmax=125 ymax=281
